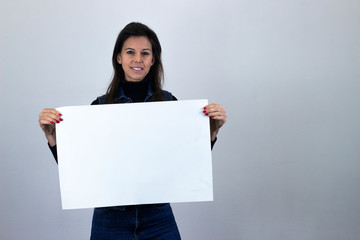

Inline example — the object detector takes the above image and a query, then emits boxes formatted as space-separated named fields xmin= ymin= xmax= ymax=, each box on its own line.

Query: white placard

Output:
xmin=56 ymin=100 xmax=213 ymax=209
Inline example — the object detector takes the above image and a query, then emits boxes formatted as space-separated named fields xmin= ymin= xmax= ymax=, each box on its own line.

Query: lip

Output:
xmin=131 ymin=67 xmax=143 ymax=71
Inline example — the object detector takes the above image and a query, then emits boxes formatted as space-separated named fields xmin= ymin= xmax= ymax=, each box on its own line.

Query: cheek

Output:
xmin=147 ymin=58 xmax=155 ymax=67
xmin=121 ymin=64 xmax=126 ymax=72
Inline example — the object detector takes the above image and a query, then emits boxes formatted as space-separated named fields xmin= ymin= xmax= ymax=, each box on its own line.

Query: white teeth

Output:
xmin=132 ymin=67 xmax=142 ymax=71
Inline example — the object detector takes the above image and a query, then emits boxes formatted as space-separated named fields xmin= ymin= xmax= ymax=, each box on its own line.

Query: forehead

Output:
xmin=122 ymin=36 xmax=152 ymax=50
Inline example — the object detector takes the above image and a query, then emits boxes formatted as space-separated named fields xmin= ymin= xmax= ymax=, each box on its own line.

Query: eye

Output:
xmin=141 ymin=52 xmax=150 ymax=56
xmin=126 ymin=50 xmax=135 ymax=55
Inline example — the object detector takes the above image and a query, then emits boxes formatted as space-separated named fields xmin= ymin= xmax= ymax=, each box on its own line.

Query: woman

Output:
xmin=39 ymin=22 xmax=226 ymax=240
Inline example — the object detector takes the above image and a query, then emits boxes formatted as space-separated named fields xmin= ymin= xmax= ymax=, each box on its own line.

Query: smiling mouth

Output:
xmin=131 ymin=67 xmax=143 ymax=71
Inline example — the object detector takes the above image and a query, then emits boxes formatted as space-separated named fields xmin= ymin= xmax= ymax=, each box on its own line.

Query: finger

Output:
xmin=39 ymin=114 xmax=62 ymax=124
xmin=39 ymin=109 xmax=63 ymax=124
xmin=203 ymin=106 xmax=226 ymax=118
xmin=42 ymin=108 xmax=62 ymax=116
xmin=40 ymin=109 xmax=63 ymax=120
xmin=204 ymin=103 xmax=223 ymax=108
xmin=39 ymin=113 xmax=62 ymax=124
xmin=204 ymin=104 xmax=219 ymax=111
xmin=208 ymin=109 xmax=227 ymax=121
xmin=209 ymin=113 xmax=226 ymax=121
xmin=39 ymin=117 xmax=58 ymax=125
xmin=204 ymin=104 xmax=225 ymax=113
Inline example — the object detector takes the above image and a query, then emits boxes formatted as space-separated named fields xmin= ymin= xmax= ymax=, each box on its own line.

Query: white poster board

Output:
xmin=56 ymin=99 xmax=213 ymax=209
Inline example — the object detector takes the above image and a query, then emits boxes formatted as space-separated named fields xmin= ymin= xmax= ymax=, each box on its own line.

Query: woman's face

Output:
xmin=117 ymin=36 xmax=154 ymax=82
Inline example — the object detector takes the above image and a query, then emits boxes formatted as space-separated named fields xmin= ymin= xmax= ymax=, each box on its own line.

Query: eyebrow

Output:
xmin=124 ymin=48 xmax=152 ymax=51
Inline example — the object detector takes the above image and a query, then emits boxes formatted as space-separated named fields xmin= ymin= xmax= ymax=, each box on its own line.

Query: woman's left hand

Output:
xmin=203 ymin=103 xmax=227 ymax=141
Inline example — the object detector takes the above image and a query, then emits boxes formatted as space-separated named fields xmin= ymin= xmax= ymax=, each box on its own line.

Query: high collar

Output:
xmin=116 ymin=78 xmax=153 ymax=103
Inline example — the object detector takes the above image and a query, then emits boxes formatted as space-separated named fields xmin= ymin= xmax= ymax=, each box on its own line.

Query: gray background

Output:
xmin=1 ymin=0 xmax=360 ymax=239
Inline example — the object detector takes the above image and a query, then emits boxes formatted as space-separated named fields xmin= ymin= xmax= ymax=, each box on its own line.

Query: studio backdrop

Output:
xmin=1 ymin=0 xmax=360 ymax=239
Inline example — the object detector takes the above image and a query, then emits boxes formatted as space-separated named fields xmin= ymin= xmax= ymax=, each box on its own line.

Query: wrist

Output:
xmin=45 ymin=134 xmax=56 ymax=147
xmin=211 ymin=130 xmax=219 ymax=141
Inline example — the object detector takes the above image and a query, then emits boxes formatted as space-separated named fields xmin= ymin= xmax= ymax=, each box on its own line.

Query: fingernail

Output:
xmin=203 ymin=110 xmax=206 ymax=113
xmin=211 ymin=116 xmax=214 ymax=119
xmin=58 ymin=113 xmax=62 ymax=117
xmin=203 ymin=107 xmax=207 ymax=110
xmin=50 ymin=121 xmax=54 ymax=124
xmin=56 ymin=120 xmax=60 ymax=123
xmin=59 ymin=118 xmax=63 ymax=121
xmin=205 ymin=113 xmax=209 ymax=116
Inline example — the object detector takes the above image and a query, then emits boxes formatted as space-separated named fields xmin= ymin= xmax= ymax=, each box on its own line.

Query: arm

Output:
xmin=39 ymin=108 xmax=63 ymax=163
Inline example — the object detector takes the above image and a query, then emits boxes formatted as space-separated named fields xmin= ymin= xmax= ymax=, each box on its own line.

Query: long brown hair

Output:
xmin=105 ymin=22 xmax=165 ymax=103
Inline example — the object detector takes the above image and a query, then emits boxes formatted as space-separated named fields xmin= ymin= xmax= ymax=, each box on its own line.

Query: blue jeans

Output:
xmin=90 ymin=203 xmax=181 ymax=240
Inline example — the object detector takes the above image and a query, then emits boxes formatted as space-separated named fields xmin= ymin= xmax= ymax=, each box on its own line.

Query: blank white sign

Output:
xmin=56 ymin=99 xmax=213 ymax=209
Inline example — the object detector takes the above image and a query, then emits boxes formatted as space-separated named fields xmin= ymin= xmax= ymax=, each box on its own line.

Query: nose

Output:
xmin=134 ymin=53 xmax=142 ymax=62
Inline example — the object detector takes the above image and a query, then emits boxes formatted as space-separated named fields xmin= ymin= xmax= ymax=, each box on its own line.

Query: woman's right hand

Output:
xmin=38 ymin=108 xmax=63 ymax=146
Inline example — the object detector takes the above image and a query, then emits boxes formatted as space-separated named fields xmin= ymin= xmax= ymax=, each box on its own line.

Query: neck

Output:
xmin=120 ymin=78 xmax=149 ymax=102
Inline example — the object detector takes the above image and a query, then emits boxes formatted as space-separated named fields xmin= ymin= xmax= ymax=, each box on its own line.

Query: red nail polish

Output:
xmin=56 ymin=120 xmax=60 ymax=123
xmin=58 ymin=114 xmax=62 ymax=117
xmin=203 ymin=107 xmax=207 ymax=110
xmin=50 ymin=121 xmax=54 ymax=124
xmin=211 ymin=116 xmax=214 ymax=119
xmin=59 ymin=118 xmax=63 ymax=121
xmin=203 ymin=110 xmax=206 ymax=113
xmin=205 ymin=113 xmax=209 ymax=116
